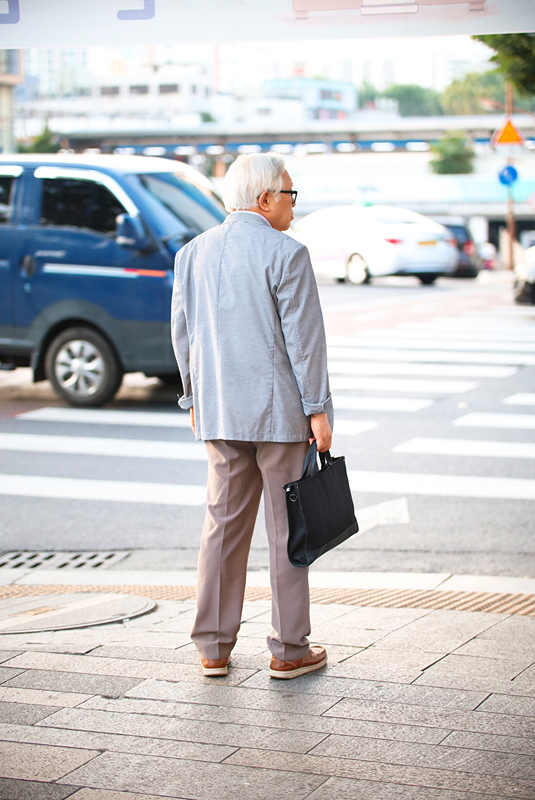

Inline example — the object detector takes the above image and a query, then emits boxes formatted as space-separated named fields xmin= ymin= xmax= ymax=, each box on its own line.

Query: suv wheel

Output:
xmin=418 ymin=274 xmax=438 ymax=285
xmin=45 ymin=327 xmax=123 ymax=407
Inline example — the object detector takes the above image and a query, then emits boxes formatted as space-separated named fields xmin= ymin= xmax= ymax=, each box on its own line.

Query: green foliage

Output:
xmin=200 ymin=111 xmax=216 ymax=123
xmin=441 ymin=69 xmax=535 ymax=115
xmin=472 ymin=33 xmax=535 ymax=97
xmin=441 ymin=71 xmax=505 ymax=115
xmin=381 ymin=83 xmax=443 ymax=117
xmin=18 ymin=126 xmax=59 ymax=153
xmin=430 ymin=133 xmax=474 ymax=174
xmin=358 ymin=81 xmax=378 ymax=108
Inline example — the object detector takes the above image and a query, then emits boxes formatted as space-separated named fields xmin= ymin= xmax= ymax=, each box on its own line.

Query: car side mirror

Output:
xmin=116 ymin=214 xmax=151 ymax=250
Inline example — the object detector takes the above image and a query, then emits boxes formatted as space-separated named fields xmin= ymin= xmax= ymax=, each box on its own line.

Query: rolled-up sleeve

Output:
xmin=276 ymin=244 xmax=333 ymax=425
xmin=171 ymin=252 xmax=193 ymax=410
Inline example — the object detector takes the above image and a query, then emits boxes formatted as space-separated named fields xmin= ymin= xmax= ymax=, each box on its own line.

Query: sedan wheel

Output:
xmin=45 ymin=327 xmax=123 ymax=407
xmin=347 ymin=254 xmax=370 ymax=285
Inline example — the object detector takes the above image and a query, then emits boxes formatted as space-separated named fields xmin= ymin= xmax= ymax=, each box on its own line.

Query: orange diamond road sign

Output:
xmin=492 ymin=116 xmax=524 ymax=146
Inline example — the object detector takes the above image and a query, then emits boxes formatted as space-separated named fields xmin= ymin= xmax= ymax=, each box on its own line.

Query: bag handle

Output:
xmin=300 ymin=440 xmax=333 ymax=480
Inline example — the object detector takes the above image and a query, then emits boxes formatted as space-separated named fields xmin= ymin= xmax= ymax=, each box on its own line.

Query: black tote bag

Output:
xmin=283 ymin=441 xmax=359 ymax=568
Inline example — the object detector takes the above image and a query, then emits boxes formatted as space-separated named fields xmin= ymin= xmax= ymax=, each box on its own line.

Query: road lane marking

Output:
xmin=347 ymin=470 xmax=535 ymax=500
xmin=0 ymin=434 xmax=208 ymax=461
xmin=357 ymin=497 xmax=410 ymax=534
xmin=328 ymin=336 xmax=535 ymax=353
xmin=503 ymin=394 xmax=535 ymax=406
xmin=328 ymin=347 xmax=535 ymax=366
xmin=16 ymin=408 xmax=193 ymax=428
xmin=454 ymin=413 xmax=535 ymax=430
xmin=364 ymin=328 xmax=535 ymax=343
xmin=393 ymin=438 xmax=535 ymax=459
xmin=334 ymin=397 xmax=433 ymax=412
xmin=0 ymin=475 xmax=206 ymax=505
xmin=331 ymin=377 xmax=478 ymax=394
xmin=333 ymin=421 xmax=378 ymax=437
xmin=328 ymin=362 xmax=516 ymax=379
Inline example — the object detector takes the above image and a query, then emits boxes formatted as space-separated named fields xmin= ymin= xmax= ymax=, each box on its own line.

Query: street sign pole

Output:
xmin=506 ymin=83 xmax=515 ymax=271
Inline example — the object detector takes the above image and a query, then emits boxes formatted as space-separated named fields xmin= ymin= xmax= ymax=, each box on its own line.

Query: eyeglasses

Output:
xmin=279 ymin=190 xmax=298 ymax=205
xmin=258 ymin=189 xmax=298 ymax=205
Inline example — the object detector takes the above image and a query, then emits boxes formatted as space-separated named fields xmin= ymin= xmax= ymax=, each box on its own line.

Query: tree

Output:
xmin=441 ymin=71 xmax=505 ymax=115
xmin=18 ymin=126 xmax=59 ymax=153
xmin=358 ymin=81 xmax=378 ymax=108
xmin=381 ymin=84 xmax=443 ymax=117
xmin=430 ymin=133 xmax=474 ymax=174
xmin=472 ymin=33 xmax=535 ymax=97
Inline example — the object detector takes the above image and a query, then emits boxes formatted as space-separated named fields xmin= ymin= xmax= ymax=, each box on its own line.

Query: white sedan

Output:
xmin=288 ymin=205 xmax=458 ymax=285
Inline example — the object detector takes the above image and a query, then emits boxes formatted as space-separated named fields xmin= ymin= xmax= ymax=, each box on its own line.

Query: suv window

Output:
xmin=39 ymin=178 xmax=126 ymax=234
xmin=0 ymin=176 xmax=14 ymax=224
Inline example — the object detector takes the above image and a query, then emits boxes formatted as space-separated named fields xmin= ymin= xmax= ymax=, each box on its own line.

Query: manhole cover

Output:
xmin=0 ymin=592 xmax=156 ymax=634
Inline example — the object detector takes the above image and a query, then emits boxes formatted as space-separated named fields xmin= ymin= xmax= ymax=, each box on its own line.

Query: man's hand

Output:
xmin=190 ymin=407 xmax=196 ymax=435
xmin=310 ymin=412 xmax=332 ymax=453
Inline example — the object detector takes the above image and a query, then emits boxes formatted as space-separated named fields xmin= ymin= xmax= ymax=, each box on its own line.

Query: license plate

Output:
xmin=418 ymin=240 xmax=437 ymax=246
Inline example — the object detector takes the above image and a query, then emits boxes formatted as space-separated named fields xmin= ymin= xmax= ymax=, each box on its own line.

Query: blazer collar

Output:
xmin=223 ymin=211 xmax=272 ymax=228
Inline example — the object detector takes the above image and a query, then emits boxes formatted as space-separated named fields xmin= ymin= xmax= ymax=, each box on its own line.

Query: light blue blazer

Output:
xmin=171 ymin=211 xmax=333 ymax=442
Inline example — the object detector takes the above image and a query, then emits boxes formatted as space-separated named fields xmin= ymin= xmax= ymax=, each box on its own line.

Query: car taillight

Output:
xmin=463 ymin=241 xmax=475 ymax=255
xmin=449 ymin=238 xmax=457 ymax=248
xmin=384 ymin=238 xmax=402 ymax=244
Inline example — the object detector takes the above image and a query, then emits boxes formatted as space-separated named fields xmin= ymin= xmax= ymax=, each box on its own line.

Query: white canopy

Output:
xmin=0 ymin=0 xmax=534 ymax=47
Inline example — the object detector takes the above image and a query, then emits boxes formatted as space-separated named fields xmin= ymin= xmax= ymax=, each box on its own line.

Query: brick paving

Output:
xmin=0 ymin=584 xmax=534 ymax=799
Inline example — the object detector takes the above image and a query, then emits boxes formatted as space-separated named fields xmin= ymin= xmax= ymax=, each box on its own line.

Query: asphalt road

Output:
xmin=1 ymin=273 xmax=534 ymax=577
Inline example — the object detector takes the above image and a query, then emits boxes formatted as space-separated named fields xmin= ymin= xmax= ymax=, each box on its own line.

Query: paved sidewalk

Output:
xmin=0 ymin=571 xmax=534 ymax=800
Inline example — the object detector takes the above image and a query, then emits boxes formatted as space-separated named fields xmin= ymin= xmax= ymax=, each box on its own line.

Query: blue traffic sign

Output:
xmin=499 ymin=165 xmax=518 ymax=186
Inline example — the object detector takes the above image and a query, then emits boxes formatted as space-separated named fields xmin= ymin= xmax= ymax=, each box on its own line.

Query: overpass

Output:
xmin=59 ymin=113 xmax=535 ymax=155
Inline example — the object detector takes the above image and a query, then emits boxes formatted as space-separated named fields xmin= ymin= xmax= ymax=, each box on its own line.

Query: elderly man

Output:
xmin=171 ymin=153 xmax=333 ymax=679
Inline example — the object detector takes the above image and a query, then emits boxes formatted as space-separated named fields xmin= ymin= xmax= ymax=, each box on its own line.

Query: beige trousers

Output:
xmin=191 ymin=439 xmax=311 ymax=661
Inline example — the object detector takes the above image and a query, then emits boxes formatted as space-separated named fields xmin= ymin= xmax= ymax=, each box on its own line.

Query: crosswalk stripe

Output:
xmin=331 ymin=376 xmax=478 ymax=394
xmin=334 ymin=421 xmax=378 ymax=437
xmin=328 ymin=346 xmax=535 ymax=366
xmin=347 ymin=470 xmax=535 ymax=500
xmin=393 ymin=438 xmax=535 ymax=459
xmin=363 ymin=327 xmax=535 ymax=343
xmin=503 ymin=393 xmax=535 ymax=406
xmin=16 ymin=408 xmax=192 ymax=428
xmin=454 ymin=412 xmax=535 ymax=430
xmin=328 ymin=336 xmax=535 ymax=353
xmin=328 ymin=361 xmax=516 ymax=378
xmin=0 ymin=474 xmax=206 ymax=505
xmin=0 ymin=433 xmax=208 ymax=461
xmin=334 ymin=397 xmax=433 ymax=412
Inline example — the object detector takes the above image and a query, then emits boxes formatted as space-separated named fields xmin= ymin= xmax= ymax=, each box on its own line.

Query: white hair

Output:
xmin=223 ymin=153 xmax=285 ymax=212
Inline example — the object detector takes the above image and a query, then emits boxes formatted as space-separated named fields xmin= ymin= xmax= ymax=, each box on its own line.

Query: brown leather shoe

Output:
xmin=200 ymin=657 xmax=230 ymax=676
xmin=269 ymin=646 xmax=327 ymax=679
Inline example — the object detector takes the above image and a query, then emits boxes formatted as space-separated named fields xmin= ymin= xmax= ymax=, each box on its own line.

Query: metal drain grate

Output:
xmin=0 ymin=551 xmax=131 ymax=570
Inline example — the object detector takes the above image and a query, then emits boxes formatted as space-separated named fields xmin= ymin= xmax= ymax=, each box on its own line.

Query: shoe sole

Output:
xmin=269 ymin=654 xmax=327 ymax=679
xmin=201 ymin=659 xmax=231 ymax=677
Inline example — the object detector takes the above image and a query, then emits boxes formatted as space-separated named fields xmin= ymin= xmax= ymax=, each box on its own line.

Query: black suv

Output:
xmin=433 ymin=218 xmax=481 ymax=278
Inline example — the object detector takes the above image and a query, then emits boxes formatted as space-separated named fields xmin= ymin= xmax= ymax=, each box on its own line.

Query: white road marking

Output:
xmin=362 ymin=327 xmax=535 ymax=343
xmin=328 ymin=346 xmax=535 ymax=365
xmin=328 ymin=361 xmax=516 ymax=379
xmin=347 ymin=470 xmax=535 ymax=500
xmin=0 ymin=475 xmax=206 ymax=506
xmin=16 ymin=408 xmax=193 ymax=428
xmin=0 ymin=433 xmax=208 ymax=461
xmin=393 ymin=438 xmax=535 ymax=459
xmin=334 ymin=397 xmax=433 ymax=412
xmin=328 ymin=336 xmax=535 ymax=353
xmin=503 ymin=393 xmax=535 ymax=406
xmin=356 ymin=497 xmax=410 ymax=534
xmin=454 ymin=413 xmax=535 ymax=430
xmin=331 ymin=376 xmax=478 ymax=394
xmin=333 ymin=421 xmax=378 ymax=437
